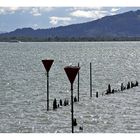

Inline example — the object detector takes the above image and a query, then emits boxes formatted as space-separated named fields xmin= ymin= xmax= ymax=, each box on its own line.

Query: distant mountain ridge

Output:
xmin=0 ymin=31 xmax=7 ymax=34
xmin=1 ymin=10 xmax=140 ymax=39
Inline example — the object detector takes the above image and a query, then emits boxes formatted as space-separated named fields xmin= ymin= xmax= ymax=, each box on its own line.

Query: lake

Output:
xmin=1 ymin=42 xmax=140 ymax=132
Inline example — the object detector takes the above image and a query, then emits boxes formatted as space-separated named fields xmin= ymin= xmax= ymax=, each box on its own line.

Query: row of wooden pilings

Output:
xmin=53 ymin=97 xmax=78 ymax=110
xmin=42 ymin=59 xmax=139 ymax=133
xmin=102 ymin=80 xmax=139 ymax=96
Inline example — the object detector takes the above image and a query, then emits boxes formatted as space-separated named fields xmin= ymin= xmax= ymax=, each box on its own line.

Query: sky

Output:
xmin=0 ymin=7 xmax=140 ymax=32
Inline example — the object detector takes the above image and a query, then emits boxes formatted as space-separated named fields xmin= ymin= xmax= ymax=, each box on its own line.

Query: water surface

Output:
xmin=0 ymin=42 xmax=140 ymax=132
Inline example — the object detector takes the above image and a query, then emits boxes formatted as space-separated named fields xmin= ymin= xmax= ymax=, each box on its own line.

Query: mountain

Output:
xmin=0 ymin=31 xmax=7 ymax=34
xmin=1 ymin=10 xmax=140 ymax=40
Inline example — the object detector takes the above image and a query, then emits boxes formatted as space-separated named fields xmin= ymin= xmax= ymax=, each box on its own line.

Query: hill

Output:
xmin=1 ymin=10 xmax=140 ymax=41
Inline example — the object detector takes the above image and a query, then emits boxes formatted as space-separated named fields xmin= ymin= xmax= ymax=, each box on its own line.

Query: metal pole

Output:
xmin=71 ymin=83 xmax=74 ymax=133
xmin=90 ymin=62 xmax=92 ymax=98
xmin=78 ymin=63 xmax=80 ymax=102
xmin=47 ymin=71 xmax=49 ymax=111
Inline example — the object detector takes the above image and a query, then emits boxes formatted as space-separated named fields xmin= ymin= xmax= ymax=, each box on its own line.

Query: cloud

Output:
xmin=9 ymin=7 xmax=20 ymax=11
xmin=32 ymin=24 xmax=39 ymax=29
xmin=111 ymin=8 xmax=120 ymax=12
xmin=30 ymin=8 xmax=42 ymax=16
xmin=29 ymin=7 xmax=54 ymax=16
xmin=70 ymin=10 xmax=92 ymax=18
xmin=0 ymin=9 xmax=5 ymax=15
xmin=40 ymin=7 xmax=54 ymax=12
xmin=0 ymin=7 xmax=54 ymax=15
xmin=0 ymin=7 xmax=20 ymax=15
xmin=49 ymin=16 xmax=72 ymax=25
xmin=70 ymin=9 xmax=108 ymax=19
xmin=69 ymin=7 xmax=122 ymax=20
xmin=67 ymin=7 xmax=103 ymax=11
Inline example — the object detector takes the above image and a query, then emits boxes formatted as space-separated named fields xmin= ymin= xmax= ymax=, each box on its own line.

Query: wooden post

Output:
xmin=77 ymin=63 xmax=80 ymax=101
xmin=96 ymin=92 xmax=98 ymax=98
xmin=71 ymin=83 xmax=74 ymax=133
xmin=90 ymin=62 xmax=92 ymax=97
xmin=47 ymin=71 xmax=49 ymax=111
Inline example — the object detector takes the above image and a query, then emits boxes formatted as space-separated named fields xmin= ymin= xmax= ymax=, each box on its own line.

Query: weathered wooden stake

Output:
xmin=77 ymin=63 xmax=80 ymax=101
xmin=121 ymin=83 xmax=124 ymax=91
xmin=60 ymin=99 xmax=62 ymax=106
xmin=108 ymin=84 xmax=111 ymax=93
xmin=96 ymin=92 xmax=98 ymax=98
xmin=90 ymin=62 xmax=92 ymax=97
xmin=53 ymin=98 xmax=57 ymax=110
xmin=73 ymin=118 xmax=77 ymax=126
xmin=71 ymin=83 xmax=74 ymax=133
xmin=47 ymin=72 xmax=49 ymax=111
xmin=136 ymin=81 xmax=139 ymax=86
xmin=74 ymin=96 xmax=77 ymax=102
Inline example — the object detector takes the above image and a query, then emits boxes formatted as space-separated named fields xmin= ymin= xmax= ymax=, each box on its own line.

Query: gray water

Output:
xmin=1 ymin=42 xmax=140 ymax=133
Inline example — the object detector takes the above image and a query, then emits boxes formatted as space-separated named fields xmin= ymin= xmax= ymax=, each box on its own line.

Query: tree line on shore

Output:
xmin=1 ymin=36 xmax=140 ymax=42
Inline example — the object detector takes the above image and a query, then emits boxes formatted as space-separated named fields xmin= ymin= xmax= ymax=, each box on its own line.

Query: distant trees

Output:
xmin=0 ymin=35 xmax=140 ymax=42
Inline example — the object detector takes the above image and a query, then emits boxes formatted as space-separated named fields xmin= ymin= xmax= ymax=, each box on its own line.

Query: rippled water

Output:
xmin=1 ymin=42 xmax=140 ymax=133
